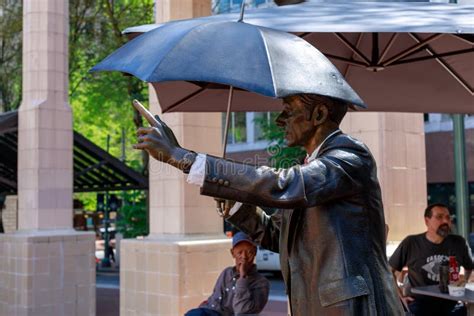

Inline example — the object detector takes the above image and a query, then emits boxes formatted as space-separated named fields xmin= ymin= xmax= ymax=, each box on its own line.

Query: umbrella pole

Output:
xmin=216 ymin=86 xmax=234 ymax=218
xmin=222 ymin=86 xmax=234 ymax=158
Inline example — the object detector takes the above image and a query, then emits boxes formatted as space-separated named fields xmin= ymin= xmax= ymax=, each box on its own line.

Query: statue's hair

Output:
xmin=295 ymin=94 xmax=348 ymax=125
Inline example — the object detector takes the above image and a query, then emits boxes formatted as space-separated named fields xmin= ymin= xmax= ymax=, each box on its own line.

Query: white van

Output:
xmin=256 ymin=246 xmax=280 ymax=271
xmin=256 ymin=241 xmax=402 ymax=272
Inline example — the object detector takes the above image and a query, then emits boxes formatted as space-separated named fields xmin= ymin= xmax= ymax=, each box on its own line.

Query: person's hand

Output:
xmin=134 ymin=114 xmax=180 ymax=160
xmin=153 ymin=114 xmax=180 ymax=149
xmin=239 ymin=259 xmax=253 ymax=279
xmin=468 ymin=273 xmax=474 ymax=283
xmin=134 ymin=114 xmax=195 ymax=171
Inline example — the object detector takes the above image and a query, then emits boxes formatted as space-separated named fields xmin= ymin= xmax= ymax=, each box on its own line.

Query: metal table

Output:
xmin=411 ymin=285 xmax=474 ymax=315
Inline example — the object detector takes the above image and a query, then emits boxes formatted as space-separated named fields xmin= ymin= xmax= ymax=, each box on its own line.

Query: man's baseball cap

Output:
xmin=232 ymin=232 xmax=257 ymax=248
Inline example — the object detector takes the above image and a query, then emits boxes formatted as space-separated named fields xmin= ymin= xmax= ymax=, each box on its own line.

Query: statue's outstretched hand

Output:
xmin=134 ymin=125 xmax=177 ymax=162
xmin=132 ymin=100 xmax=194 ymax=171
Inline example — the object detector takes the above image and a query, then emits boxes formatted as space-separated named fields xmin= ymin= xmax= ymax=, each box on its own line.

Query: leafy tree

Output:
xmin=115 ymin=190 xmax=148 ymax=238
xmin=69 ymin=1 xmax=154 ymax=236
xmin=0 ymin=0 xmax=22 ymax=112
xmin=69 ymin=0 xmax=154 ymax=174
xmin=0 ymin=1 xmax=153 ymax=235
xmin=1 ymin=0 xmax=154 ymax=170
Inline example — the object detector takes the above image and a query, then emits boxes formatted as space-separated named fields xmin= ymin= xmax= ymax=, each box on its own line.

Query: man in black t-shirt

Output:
xmin=389 ymin=203 xmax=473 ymax=316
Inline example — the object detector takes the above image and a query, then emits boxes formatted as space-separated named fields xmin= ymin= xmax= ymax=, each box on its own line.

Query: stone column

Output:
xmin=120 ymin=1 xmax=233 ymax=315
xmin=340 ymin=112 xmax=427 ymax=242
xmin=0 ymin=1 xmax=95 ymax=315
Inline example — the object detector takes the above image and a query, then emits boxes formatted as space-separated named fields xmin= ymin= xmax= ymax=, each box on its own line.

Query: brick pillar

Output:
xmin=120 ymin=1 xmax=233 ymax=315
xmin=0 ymin=1 xmax=95 ymax=315
xmin=341 ymin=112 xmax=427 ymax=242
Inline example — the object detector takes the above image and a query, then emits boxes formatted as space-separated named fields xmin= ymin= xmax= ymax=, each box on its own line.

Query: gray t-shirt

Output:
xmin=389 ymin=233 xmax=473 ymax=287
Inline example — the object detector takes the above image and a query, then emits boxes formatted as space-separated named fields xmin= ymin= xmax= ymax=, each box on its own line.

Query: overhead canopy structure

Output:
xmin=126 ymin=1 xmax=474 ymax=34
xmin=124 ymin=1 xmax=474 ymax=114
xmin=0 ymin=111 xmax=148 ymax=194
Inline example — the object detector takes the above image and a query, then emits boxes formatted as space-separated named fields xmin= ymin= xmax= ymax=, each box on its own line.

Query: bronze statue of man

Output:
xmin=134 ymin=94 xmax=403 ymax=315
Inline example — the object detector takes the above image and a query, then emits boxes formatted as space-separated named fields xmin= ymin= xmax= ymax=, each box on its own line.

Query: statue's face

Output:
xmin=275 ymin=96 xmax=315 ymax=147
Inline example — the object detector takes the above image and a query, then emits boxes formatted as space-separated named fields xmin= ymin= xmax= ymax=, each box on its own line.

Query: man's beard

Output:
xmin=436 ymin=224 xmax=451 ymax=238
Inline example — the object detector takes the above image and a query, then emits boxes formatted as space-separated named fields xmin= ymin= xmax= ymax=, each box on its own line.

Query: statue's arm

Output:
xmin=226 ymin=204 xmax=281 ymax=254
xmin=200 ymin=150 xmax=365 ymax=209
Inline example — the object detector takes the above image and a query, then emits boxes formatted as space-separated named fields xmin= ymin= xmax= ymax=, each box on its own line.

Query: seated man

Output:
xmin=389 ymin=203 xmax=473 ymax=316
xmin=186 ymin=232 xmax=270 ymax=316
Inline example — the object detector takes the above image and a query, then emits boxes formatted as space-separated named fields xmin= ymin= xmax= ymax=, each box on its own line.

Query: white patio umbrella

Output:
xmin=124 ymin=0 xmax=474 ymax=114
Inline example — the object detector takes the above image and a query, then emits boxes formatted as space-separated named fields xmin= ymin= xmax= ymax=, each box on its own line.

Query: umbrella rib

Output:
xmin=390 ymin=48 xmax=474 ymax=66
xmin=325 ymin=54 xmax=368 ymax=68
xmin=451 ymin=34 xmax=474 ymax=45
xmin=409 ymin=33 xmax=473 ymax=96
xmin=335 ymin=33 xmax=370 ymax=66
xmin=259 ymin=28 xmax=277 ymax=97
xmin=378 ymin=33 xmax=399 ymax=64
xmin=342 ymin=33 xmax=364 ymax=77
xmin=164 ymin=87 xmax=207 ymax=113
xmin=381 ymin=33 xmax=444 ymax=67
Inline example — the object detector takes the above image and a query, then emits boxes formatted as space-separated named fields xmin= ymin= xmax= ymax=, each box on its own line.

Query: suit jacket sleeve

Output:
xmin=227 ymin=204 xmax=282 ymax=253
xmin=200 ymin=144 xmax=368 ymax=209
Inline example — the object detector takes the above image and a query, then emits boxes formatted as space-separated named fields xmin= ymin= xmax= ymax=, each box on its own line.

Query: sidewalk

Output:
xmin=96 ymin=287 xmax=287 ymax=315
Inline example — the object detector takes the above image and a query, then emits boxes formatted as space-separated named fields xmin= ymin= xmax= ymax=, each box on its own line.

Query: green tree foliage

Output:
xmin=0 ymin=1 xmax=152 ymax=235
xmin=115 ymin=190 xmax=148 ymax=238
xmin=0 ymin=0 xmax=22 ymax=112
xmin=0 ymin=0 xmax=154 ymax=170
xmin=69 ymin=0 xmax=154 ymax=173
xmin=69 ymin=1 xmax=153 ymax=234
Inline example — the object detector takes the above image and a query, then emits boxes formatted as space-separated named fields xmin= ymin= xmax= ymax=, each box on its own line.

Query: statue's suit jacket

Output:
xmin=200 ymin=131 xmax=403 ymax=316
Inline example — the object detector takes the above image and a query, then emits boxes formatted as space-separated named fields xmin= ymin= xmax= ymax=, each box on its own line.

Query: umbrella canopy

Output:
xmin=125 ymin=1 xmax=474 ymax=114
xmin=91 ymin=19 xmax=366 ymax=108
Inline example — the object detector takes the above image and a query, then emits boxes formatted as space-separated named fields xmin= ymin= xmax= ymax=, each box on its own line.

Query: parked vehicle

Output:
xmin=256 ymin=243 xmax=402 ymax=273
xmin=256 ymin=247 xmax=280 ymax=272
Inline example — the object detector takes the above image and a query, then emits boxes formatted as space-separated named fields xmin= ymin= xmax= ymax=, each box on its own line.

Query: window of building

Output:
xmin=222 ymin=111 xmax=278 ymax=151
xmin=253 ymin=112 xmax=270 ymax=141
xmin=213 ymin=0 xmax=275 ymax=15
xmin=223 ymin=112 xmax=247 ymax=144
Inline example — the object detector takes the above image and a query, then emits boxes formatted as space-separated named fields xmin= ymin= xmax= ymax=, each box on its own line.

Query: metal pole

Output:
xmin=216 ymin=86 xmax=234 ymax=218
xmin=452 ymin=114 xmax=469 ymax=240
xmin=222 ymin=86 xmax=234 ymax=158
xmin=102 ymin=135 xmax=112 ymax=268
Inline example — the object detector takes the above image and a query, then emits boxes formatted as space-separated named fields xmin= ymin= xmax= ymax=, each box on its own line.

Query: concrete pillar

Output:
xmin=18 ymin=0 xmax=71 ymax=232
xmin=341 ymin=112 xmax=427 ymax=242
xmin=0 ymin=1 xmax=95 ymax=315
xmin=120 ymin=1 xmax=233 ymax=315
